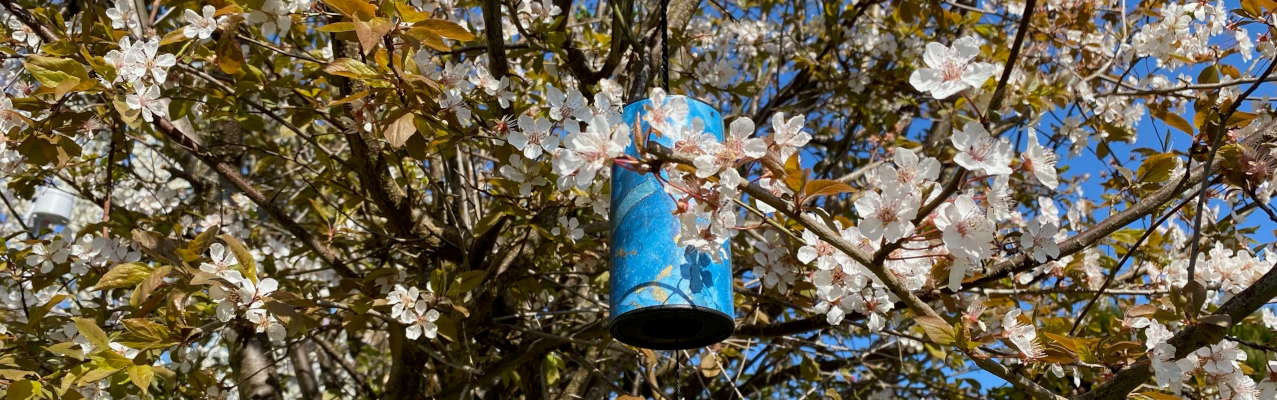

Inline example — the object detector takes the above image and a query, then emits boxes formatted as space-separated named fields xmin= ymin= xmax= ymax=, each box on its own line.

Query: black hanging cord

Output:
xmin=674 ymin=351 xmax=682 ymax=400
xmin=660 ymin=0 xmax=670 ymax=91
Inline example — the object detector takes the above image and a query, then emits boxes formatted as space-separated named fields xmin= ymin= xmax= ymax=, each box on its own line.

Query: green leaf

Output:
xmin=216 ymin=36 xmax=244 ymax=75
xmin=79 ymin=365 xmax=119 ymax=384
xmin=75 ymin=318 xmax=112 ymax=350
xmin=1198 ymin=65 xmax=1220 ymax=84
xmin=394 ymin=1 xmax=429 ymax=23
xmin=24 ymin=55 xmax=94 ymax=95
xmin=1151 ymin=108 xmax=1194 ymax=135
xmin=699 ymin=354 xmax=721 ymax=377
xmin=94 ymin=262 xmax=153 ymax=291
xmin=413 ymin=19 xmax=475 ymax=41
xmin=218 ymin=235 xmax=258 ymax=284
xmin=317 ymin=22 xmax=357 ymax=32
xmin=96 ymin=348 xmax=134 ymax=369
xmin=434 ymin=313 xmax=457 ymax=341
xmin=1126 ymin=304 xmax=1158 ymax=318
xmin=1226 ymin=111 xmax=1259 ymax=128
xmin=324 ymin=58 xmax=380 ymax=80
xmin=915 ymin=316 xmax=955 ymax=345
xmin=122 ymin=318 xmax=171 ymax=342
xmin=45 ymin=341 xmax=86 ymax=360
xmin=1042 ymin=332 xmax=1077 ymax=353
xmin=1136 ymin=153 xmax=1179 ymax=184
xmin=452 ymin=270 xmax=488 ymax=294
xmin=132 ymin=229 xmax=181 ymax=265
xmin=322 ymin=0 xmax=377 ymax=19
xmin=131 ymin=265 xmax=171 ymax=309
xmin=29 ymin=294 xmax=67 ymax=327
xmin=129 ymin=365 xmax=154 ymax=394
xmin=6 ymin=379 xmax=38 ymax=400
xmin=86 ymin=56 xmax=118 ymax=86
xmin=403 ymin=27 xmax=450 ymax=51
xmin=158 ymin=29 xmax=189 ymax=46
xmin=799 ymin=356 xmax=819 ymax=381
xmin=188 ymin=226 xmax=219 ymax=255
xmin=1184 ymin=280 xmax=1208 ymax=318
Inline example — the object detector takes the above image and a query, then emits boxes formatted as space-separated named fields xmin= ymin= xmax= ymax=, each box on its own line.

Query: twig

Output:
xmin=101 ymin=137 xmax=117 ymax=236
xmin=237 ymin=34 xmax=325 ymax=64
xmin=1226 ymin=336 xmax=1277 ymax=353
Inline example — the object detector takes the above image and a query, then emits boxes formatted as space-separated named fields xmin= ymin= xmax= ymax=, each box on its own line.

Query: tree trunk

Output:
xmin=290 ymin=341 xmax=321 ymax=400
xmin=384 ymin=329 xmax=431 ymax=400
xmin=231 ymin=328 xmax=283 ymax=400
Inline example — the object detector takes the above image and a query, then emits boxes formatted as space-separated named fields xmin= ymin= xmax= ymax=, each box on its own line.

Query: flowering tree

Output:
xmin=6 ymin=0 xmax=1277 ymax=398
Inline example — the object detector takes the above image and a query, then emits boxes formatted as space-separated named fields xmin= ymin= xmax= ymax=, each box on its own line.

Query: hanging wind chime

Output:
xmin=608 ymin=0 xmax=735 ymax=351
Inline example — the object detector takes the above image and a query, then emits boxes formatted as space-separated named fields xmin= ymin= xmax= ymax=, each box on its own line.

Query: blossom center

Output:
xmin=940 ymin=59 xmax=966 ymax=82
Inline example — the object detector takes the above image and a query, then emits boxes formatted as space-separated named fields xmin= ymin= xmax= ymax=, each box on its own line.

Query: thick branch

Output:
xmin=1079 ymin=255 xmax=1277 ymax=399
xmin=0 ymin=0 xmax=58 ymax=43
xmin=230 ymin=328 xmax=284 ymax=400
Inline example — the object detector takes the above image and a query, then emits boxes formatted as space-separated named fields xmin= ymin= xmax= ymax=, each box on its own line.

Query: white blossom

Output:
xmin=952 ymin=122 xmax=1013 ymax=175
xmin=183 ymin=5 xmax=220 ymax=40
xmin=908 ymin=36 xmax=995 ymax=99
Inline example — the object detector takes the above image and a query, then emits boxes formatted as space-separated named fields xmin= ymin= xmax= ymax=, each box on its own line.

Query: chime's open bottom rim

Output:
xmin=610 ymin=305 xmax=735 ymax=350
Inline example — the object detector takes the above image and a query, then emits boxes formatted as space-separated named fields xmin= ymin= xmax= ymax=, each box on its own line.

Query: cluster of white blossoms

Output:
xmin=750 ymin=230 xmax=797 ymax=293
xmin=245 ymin=0 xmax=313 ymax=37
xmin=101 ymin=34 xmax=176 ymax=123
xmin=386 ymin=284 xmax=441 ymax=340
xmin=1138 ymin=318 xmax=1275 ymax=398
xmin=1001 ymin=308 xmax=1042 ymax=360
xmin=105 ymin=0 xmax=142 ymax=33
xmin=801 ymin=222 xmax=895 ymax=330
xmin=200 ymin=244 xmax=287 ymax=341
xmin=1132 ymin=1 xmax=1230 ymax=70
xmin=757 ymin=35 xmax=1073 ymax=332
xmin=26 ymin=234 xmax=142 ymax=276
xmin=1149 ymin=243 xmax=1277 ymax=303
xmin=486 ymin=80 xmax=625 ymax=222
xmin=409 ymin=56 xmax=515 ymax=127
xmin=646 ymin=87 xmax=767 ymax=260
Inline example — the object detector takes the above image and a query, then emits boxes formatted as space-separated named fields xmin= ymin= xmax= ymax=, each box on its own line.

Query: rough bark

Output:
xmin=230 ymin=329 xmax=284 ymax=400
xmin=290 ymin=341 xmax=321 ymax=400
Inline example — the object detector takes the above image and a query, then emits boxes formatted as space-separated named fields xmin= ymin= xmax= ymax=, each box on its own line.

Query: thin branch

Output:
xmin=311 ymin=335 xmax=376 ymax=398
xmin=986 ymin=0 xmax=1037 ymax=115
xmin=237 ymin=34 xmax=325 ymax=64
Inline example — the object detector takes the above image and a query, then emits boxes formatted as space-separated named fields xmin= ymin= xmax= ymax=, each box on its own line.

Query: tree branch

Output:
xmin=0 ymin=0 xmax=58 ymax=43
xmin=152 ymin=117 xmax=358 ymax=278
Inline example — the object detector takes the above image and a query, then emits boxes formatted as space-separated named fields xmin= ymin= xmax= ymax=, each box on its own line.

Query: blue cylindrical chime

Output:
xmin=609 ymin=95 xmax=735 ymax=350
